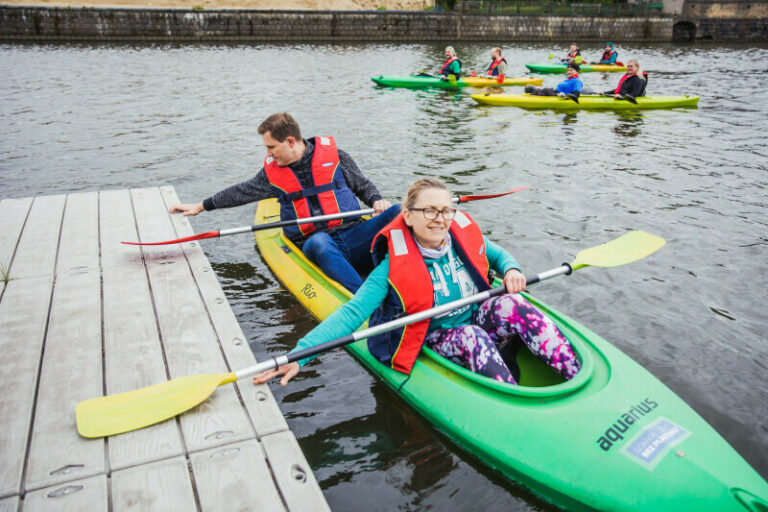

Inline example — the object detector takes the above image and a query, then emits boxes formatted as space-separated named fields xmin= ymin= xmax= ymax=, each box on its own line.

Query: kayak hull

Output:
xmin=254 ymin=198 xmax=768 ymax=511
xmin=526 ymin=62 xmax=627 ymax=73
xmin=371 ymin=75 xmax=543 ymax=89
xmin=471 ymin=94 xmax=700 ymax=110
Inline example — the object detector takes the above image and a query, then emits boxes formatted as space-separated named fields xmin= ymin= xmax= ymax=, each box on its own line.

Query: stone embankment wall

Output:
xmin=0 ymin=6 xmax=673 ymax=41
xmin=674 ymin=0 xmax=768 ymax=40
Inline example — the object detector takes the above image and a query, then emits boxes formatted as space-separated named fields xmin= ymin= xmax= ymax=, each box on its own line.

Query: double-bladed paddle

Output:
xmin=121 ymin=186 xmax=529 ymax=246
xmin=76 ymin=230 xmax=665 ymax=438
xmin=600 ymin=92 xmax=638 ymax=104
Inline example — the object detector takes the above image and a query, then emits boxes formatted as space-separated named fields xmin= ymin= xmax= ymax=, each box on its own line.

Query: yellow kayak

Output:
xmin=471 ymin=94 xmax=700 ymax=110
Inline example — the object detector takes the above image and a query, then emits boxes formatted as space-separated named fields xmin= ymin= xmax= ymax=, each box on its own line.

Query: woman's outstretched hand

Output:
xmin=253 ymin=362 xmax=300 ymax=386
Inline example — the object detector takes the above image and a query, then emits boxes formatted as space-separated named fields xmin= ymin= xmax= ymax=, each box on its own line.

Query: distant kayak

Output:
xmin=471 ymin=94 xmax=700 ymax=110
xmin=371 ymin=75 xmax=544 ymax=89
xmin=526 ymin=62 xmax=627 ymax=73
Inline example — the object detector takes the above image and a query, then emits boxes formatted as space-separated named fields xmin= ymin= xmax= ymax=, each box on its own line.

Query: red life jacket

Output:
xmin=487 ymin=57 xmax=507 ymax=75
xmin=264 ymin=136 xmax=357 ymax=237
xmin=568 ymin=50 xmax=580 ymax=59
xmin=441 ymin=56 xmax=460 ymax=76
xmin=601 ymin=49 xmax=617 ymax=62
xmin=367 ymin=211 xmax=491 ymax=374
xmin=613 ymin=72 xmax=635 ymax=95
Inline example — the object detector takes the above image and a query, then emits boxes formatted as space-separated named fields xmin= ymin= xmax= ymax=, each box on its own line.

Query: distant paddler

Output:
xmin=524 ymin=62 xmax=584 ymax=98
xmin=483 ymin=47 xmax=508 ymax=78
xmin=561 ymin=43 xmax=583 ymax=65
xmin=599 ymin=59 xmax=647 ymax=99
xmin=598 ymin=42 xmax=619 ymax=65
xmin=438 ymin=46 xmax=462 ymax=80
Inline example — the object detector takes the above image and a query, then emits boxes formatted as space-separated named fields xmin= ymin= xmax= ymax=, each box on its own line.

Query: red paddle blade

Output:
xmin=121 ymin=230 xmax=220 ymax=246
xmin=458 ymin=185 xmax=529 ymax=203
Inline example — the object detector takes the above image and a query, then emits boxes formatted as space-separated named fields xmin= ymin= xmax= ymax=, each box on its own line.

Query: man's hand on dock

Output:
xmin=169 ymin=202 xmax=204 ymax=216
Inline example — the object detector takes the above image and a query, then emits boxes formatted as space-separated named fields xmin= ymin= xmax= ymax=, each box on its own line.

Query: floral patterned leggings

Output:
xmin=424 ymin=294 xmax=581 ymax=384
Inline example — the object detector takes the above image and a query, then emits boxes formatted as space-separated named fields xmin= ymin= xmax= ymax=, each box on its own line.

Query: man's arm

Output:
xmin=169 ymin=169 xmax=273 ymax=216
xmin=338 ymin=149 xmax=393 ymax=215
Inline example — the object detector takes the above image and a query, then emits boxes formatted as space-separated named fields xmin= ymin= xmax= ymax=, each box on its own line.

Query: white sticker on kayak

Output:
xmin=621 ymin=417 xmax=690 ymax=470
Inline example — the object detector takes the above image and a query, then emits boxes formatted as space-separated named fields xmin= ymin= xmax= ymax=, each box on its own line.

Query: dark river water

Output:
xmin=2 ymin=41 xmax=767 ymax=510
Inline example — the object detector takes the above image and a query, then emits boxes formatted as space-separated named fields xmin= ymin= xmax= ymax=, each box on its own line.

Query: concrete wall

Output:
xmin=0 ymin=6 xmax=674 ymax=42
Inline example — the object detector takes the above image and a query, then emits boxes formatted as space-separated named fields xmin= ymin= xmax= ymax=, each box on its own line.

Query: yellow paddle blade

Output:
xmin=76 ymin=372 xmax=237 ymax=438
xmin=571 ymin=231 xmax=665 ymax=270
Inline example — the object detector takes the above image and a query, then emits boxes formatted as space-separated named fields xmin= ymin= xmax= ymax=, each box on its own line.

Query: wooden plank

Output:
xmin=22 ymin=474 xmax=107 ymax=512
xmin=190 ymin=439 xmax=286 ymax=512
xmin=0 ymin=276 xmax=54 ymax=499
xmin=160 ymin=186 xmax=289 ymax=438
xmin=130 ymin=187 xmax=255 ymax=452
xmin=10 ymin=195 xmax=65 ymax=280
xmin=24 ymin=270 xmax=105 ymax=492
xmin=0 ymin=197 xmax=32 ymax=276
xmin=99 ymin=189 xmax=143 ymax=270
xmin=55 ymin=192 xmax=99 ymax=275
xmin=261 ymin=431 xmax=330 ymax=512
xmin=102 ymin=263 xmax=183 ymax=470
xmin=0 ymin=496 xmax=18 ymax=512
xmin=111 ymin=456 xmax=197 ymax=512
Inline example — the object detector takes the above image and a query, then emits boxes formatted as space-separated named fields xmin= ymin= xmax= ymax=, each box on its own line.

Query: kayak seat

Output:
xmin=498 ymin=336 xmax=523 ymax=384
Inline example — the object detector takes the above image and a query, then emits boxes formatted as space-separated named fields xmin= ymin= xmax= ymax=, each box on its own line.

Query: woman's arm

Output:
xmin=253 ymin=259 xmax=391 ymax=385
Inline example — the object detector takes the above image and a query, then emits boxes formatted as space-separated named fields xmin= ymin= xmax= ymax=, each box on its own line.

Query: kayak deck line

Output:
xmin=254 ymin=198 xmax=768 ymax=511
xmin=371 ymin=75 xmax=544 ymax=89
xmin=0 ymin=188 xmax=329 ymax=511
xmin=526 ymin=62 xmax=627 ymax=73
xmin=471 ymin=94 xmax=701 ymax=110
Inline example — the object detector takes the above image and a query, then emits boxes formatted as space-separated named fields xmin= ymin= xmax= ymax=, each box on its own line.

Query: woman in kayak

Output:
xmin=439 ymin=46 xmax=462 ymax=78
xmin=524 ymin=62 xmax=583 ymax=97
xmin=600 ymin=59 xmax=646 ymax=98
xmin=254 ymin=178 xmax=581 ymax=386
xmin=598 ymin=42 xmax=619 ymax=65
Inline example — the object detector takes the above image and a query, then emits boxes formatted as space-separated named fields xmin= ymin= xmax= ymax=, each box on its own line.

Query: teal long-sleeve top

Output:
xmin=289 ymin=236 xmax=519 ymax=366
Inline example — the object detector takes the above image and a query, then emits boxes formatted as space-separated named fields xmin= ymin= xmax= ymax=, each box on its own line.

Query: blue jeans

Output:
xmin=302 ymin=204 xmax=401 ymax=292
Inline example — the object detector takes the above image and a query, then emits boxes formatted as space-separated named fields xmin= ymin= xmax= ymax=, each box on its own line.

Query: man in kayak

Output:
xmin=253 ymin=178 xmax=581 ymax=386
xmin=484 ymin=47 xmax=507 ymax=77
xmin=524 ymin=62 xmax=583 ymax=97
xmin=562 ymin=43 xmax=582 ymax=65
xmin=169 ymin=112 xmax=398 ymax=293
xmin=598 ymin=42 xmax=618 ymax=65
xmin=600 ymin=59 xmax=646 ymax=98
xmin=439 ymin=46 xmax=461 ymax=78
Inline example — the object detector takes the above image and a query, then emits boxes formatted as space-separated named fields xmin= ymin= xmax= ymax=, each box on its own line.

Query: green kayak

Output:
xmin=254 ymin=198 xmax=768 ymax=511
xmin=472 ymin=94 xmax=700 ymax=110
xmin=526 ymin=62 xmax=627 ymax=73
xmin=371 ymin=74 xmax=543 ymax=89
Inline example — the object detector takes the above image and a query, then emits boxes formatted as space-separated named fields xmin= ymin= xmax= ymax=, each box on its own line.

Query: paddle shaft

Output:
xmin=234 ymin=262 xmax=574 ymax=380
xmin=221 ymin=209 xmax=374 ymax=236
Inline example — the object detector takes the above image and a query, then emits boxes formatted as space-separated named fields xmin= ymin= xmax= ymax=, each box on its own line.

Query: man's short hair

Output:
xmin=258 ymin=113 xmax=302 ymax=142
xmin=493 ymin=47 xmax=502 ymax=55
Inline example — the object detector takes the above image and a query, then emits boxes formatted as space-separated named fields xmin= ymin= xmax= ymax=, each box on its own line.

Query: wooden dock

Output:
xmin=0 ymin=187 xmax=329 ymax=512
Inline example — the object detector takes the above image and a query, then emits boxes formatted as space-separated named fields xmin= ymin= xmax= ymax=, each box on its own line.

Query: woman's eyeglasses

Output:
xmin=409 ymin=207 xmax=457 ymax=220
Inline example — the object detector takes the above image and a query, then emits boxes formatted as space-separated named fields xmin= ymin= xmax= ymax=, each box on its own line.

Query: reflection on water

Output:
xmin=2 ymin=41 xmax=768 ymax=510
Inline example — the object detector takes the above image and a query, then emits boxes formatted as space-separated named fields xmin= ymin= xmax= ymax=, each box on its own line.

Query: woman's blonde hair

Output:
xmin=403 ymin=178 xmax=450 ymax=210
xmin=628 ymin=59 xmax=644 ymax=78
xmin=445 ymin=46 xmax=456 ymax=56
